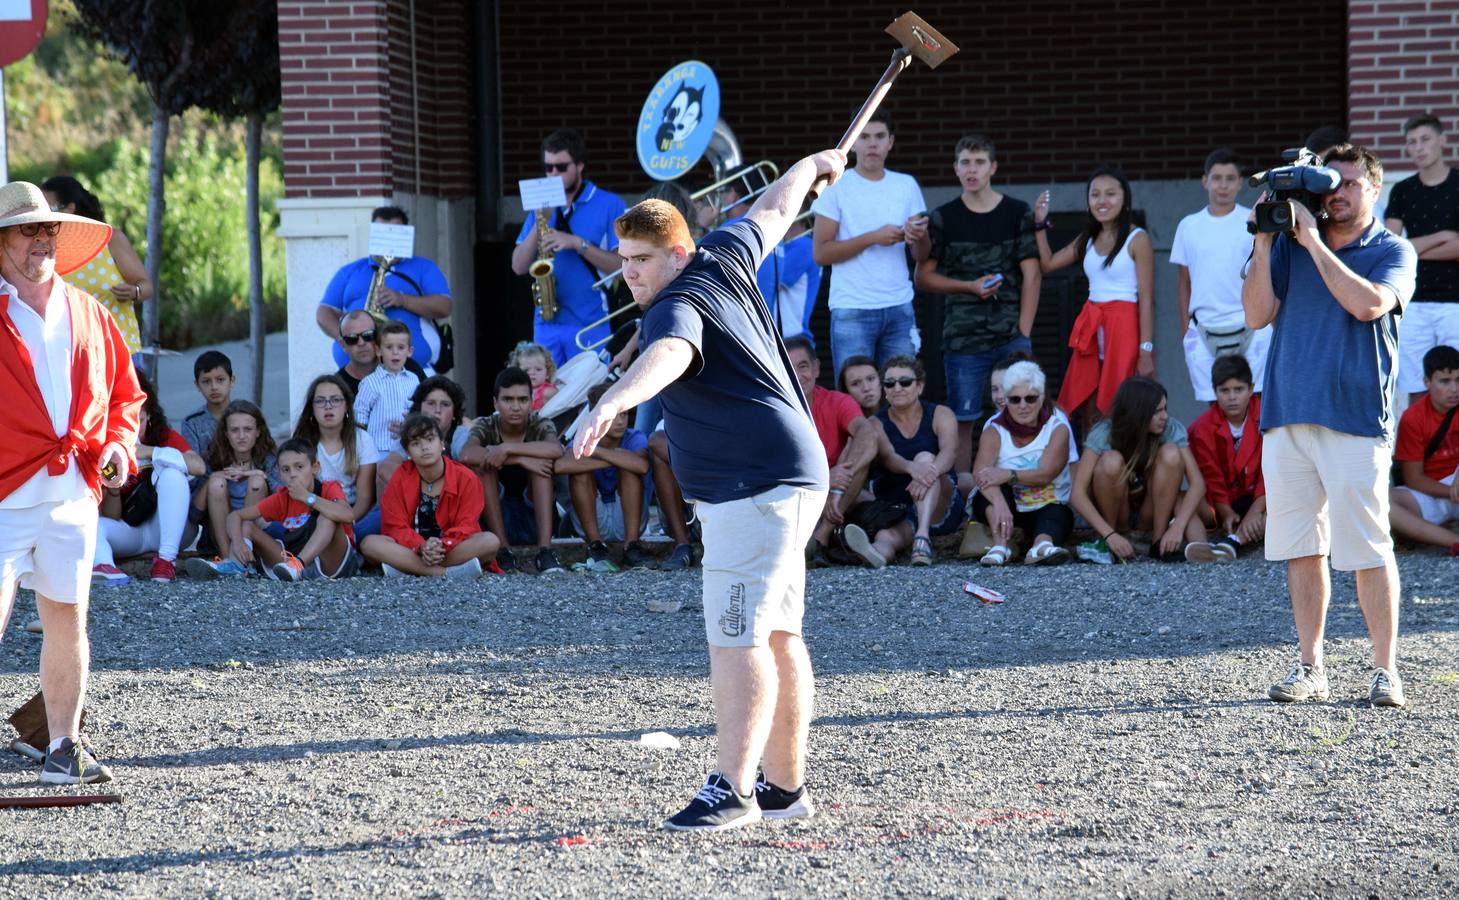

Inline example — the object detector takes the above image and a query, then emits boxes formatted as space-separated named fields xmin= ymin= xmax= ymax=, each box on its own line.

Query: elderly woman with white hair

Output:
xmin=968 ymin=360 xmax=1078 ymax=565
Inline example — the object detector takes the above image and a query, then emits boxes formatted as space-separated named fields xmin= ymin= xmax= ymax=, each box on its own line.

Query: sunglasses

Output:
xmin=341 ymin=330 xmax=376 ymax=346
xmin=883 ymin=377 xmax=917 ymax=388
xmin=17 ymin=222 xmax=61 ymax=237
xmin=544 ymin=162 xmax=574 ymax=173
xmin=1007 ymin=394 xmax=1042 ymax=406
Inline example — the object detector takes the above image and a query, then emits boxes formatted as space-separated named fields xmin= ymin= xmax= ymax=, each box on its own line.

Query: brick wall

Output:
xmin=1349 ymin=1 xmax=1459 ymax=165
xmin=498 ymin=0 xmax=1347 ymax=195
xmin=280 ymin=0 xmax=473 ymax=199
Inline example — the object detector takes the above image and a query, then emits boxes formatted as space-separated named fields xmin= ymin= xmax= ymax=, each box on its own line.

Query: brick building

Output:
xmin=277 ymin=0 xmax=1459 ymax=422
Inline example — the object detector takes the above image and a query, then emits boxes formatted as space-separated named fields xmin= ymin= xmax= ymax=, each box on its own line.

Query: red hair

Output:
xmin=614 ymin=199 xmax=694 ymax=254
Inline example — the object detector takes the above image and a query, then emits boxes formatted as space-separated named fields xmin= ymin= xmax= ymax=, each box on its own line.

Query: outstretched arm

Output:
xmin=573 ymin=337 xmax=696 ymax=458
xmin=748 ymin=150 xmax=848 ymax=252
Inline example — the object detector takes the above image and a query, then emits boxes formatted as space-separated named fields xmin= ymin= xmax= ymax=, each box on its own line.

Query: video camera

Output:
xmin=1246 ymin=148 xmax=1342 ymax=235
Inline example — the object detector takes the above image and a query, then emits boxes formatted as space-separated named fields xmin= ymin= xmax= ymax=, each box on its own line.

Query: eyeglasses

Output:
xmin=341 ymin=330 xmax=376 ymax=346
xmin=1007 ymin=394 xmax=1042 ymax=406
xmin=17 ymin=222 xmax=60 ymax=237
xmin=544 ymin=162 xmax=574 ymax=173
xmin=882 ymin=377 xmax=917 ymax=388
xmin=312 ymin=396 xmax=346 ymax=408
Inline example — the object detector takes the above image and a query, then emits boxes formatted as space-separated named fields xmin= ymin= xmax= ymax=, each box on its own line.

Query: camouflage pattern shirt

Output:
xmin=928 ymin=195 xmax=1038 ymax=354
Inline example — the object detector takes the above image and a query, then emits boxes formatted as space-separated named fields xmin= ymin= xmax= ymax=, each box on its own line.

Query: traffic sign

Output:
xmin=0 ymin=0 xmax=47 ymax=69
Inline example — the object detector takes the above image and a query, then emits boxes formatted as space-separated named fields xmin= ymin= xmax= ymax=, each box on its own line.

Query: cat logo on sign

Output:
xmin=635 ymin=60 xmax=721 ymax=182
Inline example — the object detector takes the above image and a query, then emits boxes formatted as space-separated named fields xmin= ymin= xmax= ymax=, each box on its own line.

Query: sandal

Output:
xmin=979 ymin=544 xmax=1011 ymax=567
xmin=1027 ymin=540 xmax=1072 ymax=567
xmin=911 ymin=535 xmax=934 ymax=566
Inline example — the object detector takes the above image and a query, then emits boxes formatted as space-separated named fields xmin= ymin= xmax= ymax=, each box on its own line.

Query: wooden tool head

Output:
xmin=885 ymin=12 xmax=959 ymax=69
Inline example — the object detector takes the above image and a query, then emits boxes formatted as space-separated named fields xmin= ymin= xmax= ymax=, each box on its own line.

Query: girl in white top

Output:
xmin=1032 ymin=167 xmax=1156 ymax=417
xmin=969 ymin=361 xmax=1078 ymax=565
xmin=293 ymin=374 xmax=380 ymax=538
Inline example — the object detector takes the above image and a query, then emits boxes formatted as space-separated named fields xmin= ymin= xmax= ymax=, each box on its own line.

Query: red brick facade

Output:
xmin=497 ymin=1 xmax=1347 ymax=192
xmin=280 ymin=0 xmax=472 ymax=199
xmin=1349 ymin=1 xmax=1459 ymax=163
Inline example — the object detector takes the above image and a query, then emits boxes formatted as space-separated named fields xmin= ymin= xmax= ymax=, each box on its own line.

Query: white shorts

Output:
xmin=1182 ymin=322 xmax=1272 ymax=402
xmin=1397 ymin=301 xmax=1459 ymax=394
xmin=1262 ymin=424 xmax=1393 ymax=571
xmin=1395 ymin=472 xmax=1459 ymax=525
xmin=0 ymin=496 xmax=100 ymax=605
xmin=695 ymin=484 xmax=825 ymax=648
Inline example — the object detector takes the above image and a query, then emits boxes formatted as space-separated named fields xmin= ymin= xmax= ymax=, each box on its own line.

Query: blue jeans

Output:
xmin=830 ymin=302 xmax=916 ymax=384
xmin=944 ymin=334 xmax=1032 ymax=423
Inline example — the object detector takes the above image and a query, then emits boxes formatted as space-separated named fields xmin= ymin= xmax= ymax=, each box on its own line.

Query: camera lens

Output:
xmin=1272 ymin=207 xmax=1291 ymax=227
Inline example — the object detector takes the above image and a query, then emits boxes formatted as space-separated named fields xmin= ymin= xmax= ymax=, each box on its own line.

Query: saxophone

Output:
xmin=529 ymin=208 xmax=559 ymax=322
xmin=364 ymin=256 xmax=396 ymax=323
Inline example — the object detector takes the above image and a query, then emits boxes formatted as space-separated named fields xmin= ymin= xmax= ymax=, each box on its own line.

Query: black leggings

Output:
xmin=970 ymin=485 xmax=1074 ymax=545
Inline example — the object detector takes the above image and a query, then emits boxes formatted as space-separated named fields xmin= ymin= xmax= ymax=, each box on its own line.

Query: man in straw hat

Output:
xmin=574 ymin=148 xmax=846 ymax=832
xmin=0 ymin=181 xmax=143 ymax=784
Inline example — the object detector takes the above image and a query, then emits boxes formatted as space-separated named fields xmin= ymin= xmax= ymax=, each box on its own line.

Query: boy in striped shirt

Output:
xmin=354 ymin=320 xmax=421 ymax=455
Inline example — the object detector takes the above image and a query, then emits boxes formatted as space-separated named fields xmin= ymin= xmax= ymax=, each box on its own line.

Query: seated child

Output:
xmin=361 ymin=414 xmax=501 ymax=577
xmin=1390 ymin=345 xmax=1459 ymax=553
xmin=189 ymin=399 xmax=282 ymax=562
xmin=554 ymin=384 xmax=652 ymax=571
xmin=1069 ymin=376 xmax=1217 ymax=564
xmin=510 ymin=341 xmax=559 ymax=410
xmin=355 ymin=320 xmax=422 ymax=455
xmin=1188 ymin=354 xmax=1265 ymax=555
xmin=189 ymin=438 xmax=357 ymax=580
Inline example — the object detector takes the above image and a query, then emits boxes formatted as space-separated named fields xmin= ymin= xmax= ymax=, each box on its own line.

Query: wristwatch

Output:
xmin=305 ymin=492 xmax=317 ymax=508
xmin=1033 ymin=219 xmax=1054 ymax=231
xmin=1139 ymin=341 xmax=1155 ymax=353
xmin=578 ymin=237 xmax=589 ymax=253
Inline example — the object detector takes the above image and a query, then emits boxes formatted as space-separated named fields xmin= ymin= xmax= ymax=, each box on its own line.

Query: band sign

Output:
xmin=635 ymin=60 xmax=720 ymax=182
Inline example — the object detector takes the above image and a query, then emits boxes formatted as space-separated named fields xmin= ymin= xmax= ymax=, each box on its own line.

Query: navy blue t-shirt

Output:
xmin=640 ymin=220 xmax=829 ymax=503
xmin=1261 ymin=218 xmax=1417 ymax=440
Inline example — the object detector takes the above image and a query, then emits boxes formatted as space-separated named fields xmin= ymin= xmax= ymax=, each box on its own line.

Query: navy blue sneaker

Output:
xmin=754 ymin=771 xmax=816 ymax=820
xmin=663 ymin=773 xmax=761 ymax=832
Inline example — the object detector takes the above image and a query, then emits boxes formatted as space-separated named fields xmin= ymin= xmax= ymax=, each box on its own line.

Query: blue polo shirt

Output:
xmin=320 ymin=256 xmax=451 ymax=369
xmin=640 ymin=219 xmax=828 ymax=504
xmin=1261 ymin=218 xmax=1417 ymax=440
xmin=515 ymin=181 xmax=626 ymax=327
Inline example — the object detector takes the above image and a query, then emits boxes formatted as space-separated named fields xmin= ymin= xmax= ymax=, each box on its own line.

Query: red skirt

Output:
xmin=1057 ymin=300 xmax=1139 ymax=415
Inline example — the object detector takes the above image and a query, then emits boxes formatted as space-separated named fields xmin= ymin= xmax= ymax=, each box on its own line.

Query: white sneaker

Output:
xmin=382 ymin=563 xmax=406 ymax=578
xmin=445 ymin=558 xmax=483 ymax=579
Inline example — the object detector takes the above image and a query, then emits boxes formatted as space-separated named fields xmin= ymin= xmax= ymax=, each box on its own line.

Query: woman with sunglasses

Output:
xmin=865 ymin=356 xmax=969 ymax=566
xmin=968 ymin=361 xmax=1077 ymax=566
xmin=42 ymin=176 xmax=152 ymax=368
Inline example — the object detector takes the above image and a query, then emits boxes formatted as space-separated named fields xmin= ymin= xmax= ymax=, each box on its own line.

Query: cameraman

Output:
xmin=1241 ymin=144 xmax=1417 ymax=709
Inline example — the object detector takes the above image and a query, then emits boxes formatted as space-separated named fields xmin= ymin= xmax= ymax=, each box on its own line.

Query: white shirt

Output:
xmin=0 ymin=277 xmax=86 ymax=509
xmin=317 ymin=428 xmax=383 ymax=506
xmin=810 ymin=168 xmax=925 ymax=310
xmin=1169 ymin=205 xmax=1253 ymax=330
xmin=354 ymin=366 xmax=421 ymax=455
xmin=981 ymin=408 xmax=1079 ymax=510
xmin=1084 ymin=227 xmax=1144 ymax=303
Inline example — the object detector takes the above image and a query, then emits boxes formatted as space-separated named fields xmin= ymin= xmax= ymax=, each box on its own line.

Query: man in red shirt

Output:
xmin=0 ymin=181 xmax=142 ymax=785
xmin=1390 ymin=345 xmax=1459 ymax=551
xmin=784 ymin=336 xmax=879 ymax=567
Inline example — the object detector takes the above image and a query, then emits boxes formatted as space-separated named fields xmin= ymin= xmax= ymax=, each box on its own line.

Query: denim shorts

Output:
xmin=943 ymin=334 xmax=1032 ymax=423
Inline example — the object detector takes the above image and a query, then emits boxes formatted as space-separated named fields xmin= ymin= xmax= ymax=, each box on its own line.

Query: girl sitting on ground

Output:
xmin=1068 ymin=376 xmax=1217 ymax=564
xmin=510 ymin=341 xmax=558 ymax=410
xmin=93 ymin=371 xmax=207 ymax=585
xmin=838 ymin=354 xmax=884 ymax=418
xmin=362 ymin=414 xmax=500 ymax=578
xmin=294 ymin=374 xmax=380 ymax=539
xmin=865 ymin=356 xmax=972 ymax=567
xmin=968 ymin=361 xmax=1078 ymax=566
xmin=190 ymin=400 xmax=282 ymax=567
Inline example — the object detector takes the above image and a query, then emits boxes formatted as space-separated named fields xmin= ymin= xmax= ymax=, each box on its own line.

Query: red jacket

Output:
xmin=1188 ymin=395 xmax=1264 ymax=508
xmin=380 ymin=458 xmax=483 ymax=551
xmin=0 ymin=283 xmax=143 ymax=504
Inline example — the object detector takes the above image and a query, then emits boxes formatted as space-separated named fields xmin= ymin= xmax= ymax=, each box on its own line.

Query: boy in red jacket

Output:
xmin=1188 ymin=354 xmax=1265 ymax=556
xmin=198 ymin=438 xmax=358 ymax=581
xmin=362 ymin=414 xmax=499 ymax=577
xmin=1389 ymin=345 xmax=1459 ymax=552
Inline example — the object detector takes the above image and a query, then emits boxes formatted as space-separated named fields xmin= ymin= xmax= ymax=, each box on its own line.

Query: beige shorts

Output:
xmin=695 ymin=484 xmax=825 ymax=648
xmin=0 ymin=496 xmax=99 ymax=606
xmin=1262 ymin=424 xmax=1393 ymax=571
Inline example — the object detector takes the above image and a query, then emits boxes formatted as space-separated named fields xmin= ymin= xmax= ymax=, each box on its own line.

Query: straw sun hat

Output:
xmin=0 ymin=181 xmax=112 ymax=276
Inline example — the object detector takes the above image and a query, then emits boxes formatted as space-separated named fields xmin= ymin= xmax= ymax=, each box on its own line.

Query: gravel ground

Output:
xmin=1 ymin=550 xmax=1457 ymax=897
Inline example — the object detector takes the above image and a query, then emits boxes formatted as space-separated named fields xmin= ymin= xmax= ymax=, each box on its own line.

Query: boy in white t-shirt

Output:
xmin=1171 ymin=148 xmax=1272 ymax=402
xmin=811 ymin=114 xmax=929 ymax=379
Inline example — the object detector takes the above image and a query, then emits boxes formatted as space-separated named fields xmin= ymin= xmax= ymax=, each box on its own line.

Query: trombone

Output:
xmin=575 ymin=160 xmax=784 ymax=352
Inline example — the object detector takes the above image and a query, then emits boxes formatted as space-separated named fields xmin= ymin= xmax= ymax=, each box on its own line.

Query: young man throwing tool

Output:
xmin=574 ymin=150 xmax=846 ymax=832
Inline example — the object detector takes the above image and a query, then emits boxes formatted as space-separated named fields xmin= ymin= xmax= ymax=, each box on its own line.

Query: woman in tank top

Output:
xmin=1032 ymin=166 xmax=1155 ymax=420
xmin=969 ymin=360 xmax=1078 ymax=566
xmin=42 ymin=176 xmax=152 ymax=367
xmin=865 ymin=355 xmax=971 ymax=567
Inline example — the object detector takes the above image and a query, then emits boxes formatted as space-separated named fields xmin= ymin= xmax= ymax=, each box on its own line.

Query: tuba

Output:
xmin=529 ymin=207 xmax=559 ymax=321
xmin=364 ymin=256 xmax=397 ymax=323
